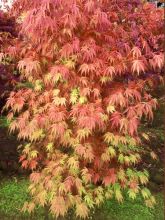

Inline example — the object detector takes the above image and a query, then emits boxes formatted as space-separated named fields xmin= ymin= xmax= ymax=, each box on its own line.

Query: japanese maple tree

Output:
xmin=3 ymin=0 xmax=164 ymax=218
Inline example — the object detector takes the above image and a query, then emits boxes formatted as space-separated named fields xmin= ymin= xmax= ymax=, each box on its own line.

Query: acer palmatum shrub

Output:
xmin=3 ymin=0 xmax=164 ymax=218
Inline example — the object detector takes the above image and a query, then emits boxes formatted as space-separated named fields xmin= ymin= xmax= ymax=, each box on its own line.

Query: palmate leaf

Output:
xmin=132 ymin=59 xmax=145 ymax=75
xmin=30 ymin=172 xmax=41 ymax=183
xmin=18 ymin=59 xmax=41 ymax=76
xmin=62 ymin=129 xmax=72 ymax=143
xmin=110 ymin=112 xmax=121 ymax=129
xmin=81 ymin=87 xmax=91 ymax=97
xmin=114 ymin=184 xmax=123 ymax=202
xmin=104 ymin=132 xmax=114 ymax=144
xmin=106 ymin=66 xmax=116 ymax=77
xmin=46 ymin=143 xmax=54 ymax=152
xmin=95 ymin=194 xmax=104 ymax=206
xmin=126 ymin=169 xmax=137 ymax=179
xmin=117 ymin=169 xmax=126 ymax=182
xmin=6 ymin=95 xmax=25 ymax=113
xmin=79 ymin=96 xmax=88 ymax=104
xmin=52 ymin=73 xmax=63 ymax=84
xmin=128 ymin=189 xmax=137 ymax=200
xmin=70 ymin=88 xmax=79 ymax=104
xmin=84 ymin=195 xmax=94 ymax=208
xmin=82 ymin=168 xmax=92 ymax=184
xmin=53 ymin=96 xmax=66 ymax=106
xmin=84 ymin=0 xmax=95 ymax=13
xmin=152 ymin=53 xmax=164 ymax=69
xmin=60 ymin=43 xmax=74 ymax=58
xmin=141 ymin=188 xmax=151 ymax=199
xmin=131 ymin=46 xmax=142 ymax=58
xmin=81 ymin=44 xmax=96 ymax=62
xmin=118 ymin=154 xmax=124 ymax=164
xmin=30 ymin=129 xmax=44 ymax=142
xmin=76 ymin=203 xmax=89 ymax=219
xmin=22 ymin=201 xmax=35 ymax=213
xmin=30 ymin=150 xmax=38 ymax=159
xmin=68 ymin=157 xmax=79 ymax=170
xmin=101 ymin=151 xmax=110 ymax=162
xmin=53 ymin=89 xmax=60 ymax=96
xmin=77 ymin=128 xmax=91 ymax=141
xmin=29 ymin=160 xmax=38 ymax=170
xmin=50 ymin=196 xmax=67 ymax=217
xmin=137 ymin=171 xmax=149 ymax=185
xmin=129 ymin=154 xmax=139 ymax=164
xmin=34 ymin=80 xmax=43 ymax=91
xmin=144 ymin=196 xmax=156 ymax=208
xmin=63 ymin=59 xmax=76 ymax=69
xmin=51 ymin=122 xmax=67 ymax=137
xmin=105 ymin=188 xmax=114 ymax=200
xmin=79 ymin=63 xmax=96 ymax=75
xmin=106 ymin=104 xmax=115 ymax=114
xmin=58 ymin=183 xmax=68 ymax=194
xmin=108 ymin=147 xmax=116 ymax=158
xmin=103 ymin=169 xmax=116 ymax=186
xmin=150 ymin=151 xmax=158 ymax=160
xmin=100 ymin=76 xmax=112 ymax=84
xmin=93 ymin=88 xmax=100 ymax=98
xmin=21 ymin=160 xmax=29 ymax=169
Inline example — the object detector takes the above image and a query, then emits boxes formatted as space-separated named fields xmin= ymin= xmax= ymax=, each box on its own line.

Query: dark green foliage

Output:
xmin=0 ymin=116 xmax=10 ymax=128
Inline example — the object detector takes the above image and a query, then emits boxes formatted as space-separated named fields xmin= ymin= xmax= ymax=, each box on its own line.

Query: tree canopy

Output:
xmin=0 ymin=0 xmax=164 ymax=218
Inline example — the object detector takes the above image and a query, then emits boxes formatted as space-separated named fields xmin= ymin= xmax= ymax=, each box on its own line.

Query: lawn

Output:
xmin=0 ymin=177 xmax=164 ymax=220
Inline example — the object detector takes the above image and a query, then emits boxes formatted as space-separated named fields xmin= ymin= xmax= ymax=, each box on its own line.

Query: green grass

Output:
xmin=0 ymin=178 xmax=164 ymax=220
xmin=0 ymin=177 xmax=46 ymax=219
xmin=0 ymin=178 xmax=29 ymax=218
xmin=97 ymin=192 xmax=164 ymax=220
